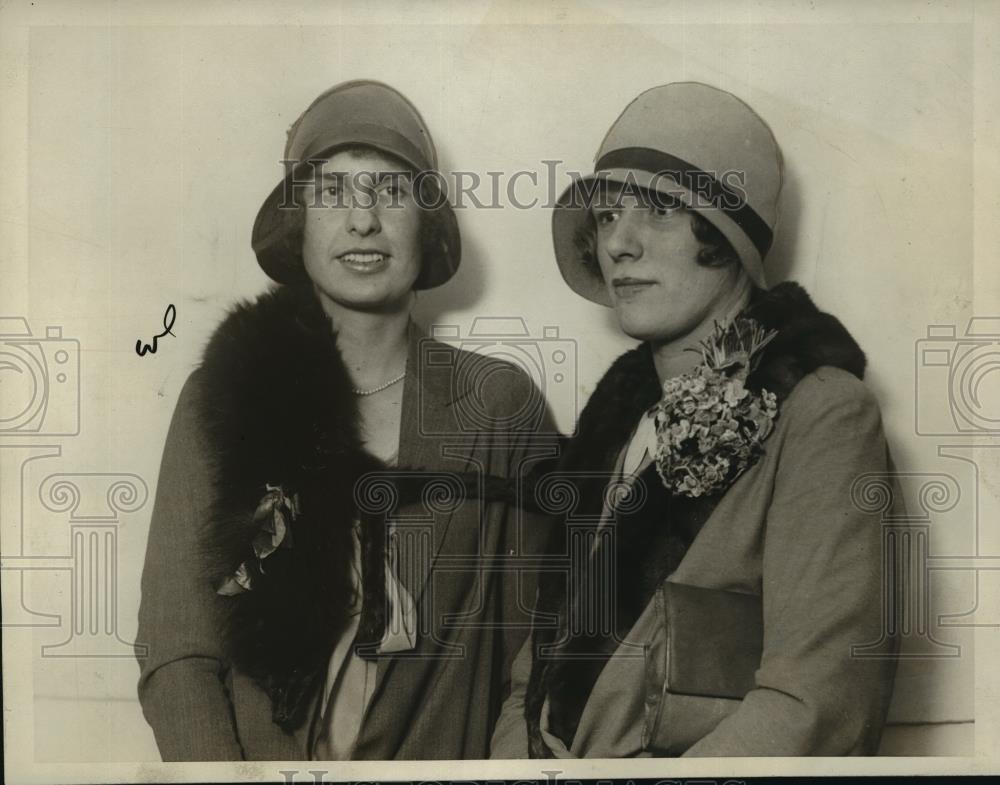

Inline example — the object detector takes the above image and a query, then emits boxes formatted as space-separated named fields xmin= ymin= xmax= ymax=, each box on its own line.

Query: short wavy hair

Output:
xmin=276 ymin=145 xmax=452 ymax=289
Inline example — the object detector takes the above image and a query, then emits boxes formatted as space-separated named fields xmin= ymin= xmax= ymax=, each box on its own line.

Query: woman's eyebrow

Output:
xmin=371 ymin=170 xmax=413 ymax=184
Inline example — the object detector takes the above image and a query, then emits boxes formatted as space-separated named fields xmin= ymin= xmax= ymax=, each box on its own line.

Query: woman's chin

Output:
xmin=614 ymin=304 xmax=708 ymax=346
xmin=616 ymin=314 xmax=676 ymax=344
xmin=314 ymin=286 xmax=413 ymax=315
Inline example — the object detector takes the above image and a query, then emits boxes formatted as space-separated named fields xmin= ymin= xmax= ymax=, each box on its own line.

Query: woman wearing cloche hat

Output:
xmin=137 ymin=80 xmax=555 ymax=761
xmin=491 ymin=82 xmax=900 ymax=758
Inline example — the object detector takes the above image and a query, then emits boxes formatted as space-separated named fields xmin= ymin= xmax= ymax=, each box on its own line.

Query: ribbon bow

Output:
xmin=217 ymin=483 xmax=300 ymax=595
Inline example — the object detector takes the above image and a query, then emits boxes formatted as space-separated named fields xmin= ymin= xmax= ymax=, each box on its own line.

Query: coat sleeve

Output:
xmin=683 ymin=369 xmax=899 ymax=757
xmin=135 ymin=370 xmax=245 ymax=761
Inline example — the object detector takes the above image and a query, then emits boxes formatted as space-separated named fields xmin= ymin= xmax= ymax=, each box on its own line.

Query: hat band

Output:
xmin=596 ymin=147 xmax=773 ymax=257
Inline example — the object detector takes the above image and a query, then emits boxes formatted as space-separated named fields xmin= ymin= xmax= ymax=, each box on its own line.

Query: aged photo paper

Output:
xmin=2 ymin=0 xmax=999 ymax=782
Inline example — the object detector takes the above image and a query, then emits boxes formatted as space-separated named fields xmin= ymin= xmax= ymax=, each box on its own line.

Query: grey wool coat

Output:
xmin=136 ymin=284 xmax=556 ymax=760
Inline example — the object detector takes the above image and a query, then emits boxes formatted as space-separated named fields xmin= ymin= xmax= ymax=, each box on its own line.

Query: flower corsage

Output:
xmin=653 ymin=317 xmax=779 ymax=498
xmin=216 ymin=483 xmax=300 ymax=595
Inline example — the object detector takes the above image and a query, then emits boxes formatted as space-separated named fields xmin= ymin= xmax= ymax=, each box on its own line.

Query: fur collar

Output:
xmin=525 ymin=281 xmax=867 ymax=757
xmin=197 ymin=283 xmax=388 ymax=731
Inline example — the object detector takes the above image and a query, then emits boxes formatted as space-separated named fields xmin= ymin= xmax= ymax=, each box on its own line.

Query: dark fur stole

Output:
xmin=524 ymin=281 xmax=868 ymax=757
xmin=197 ymin=283 xmax=402 ymax=731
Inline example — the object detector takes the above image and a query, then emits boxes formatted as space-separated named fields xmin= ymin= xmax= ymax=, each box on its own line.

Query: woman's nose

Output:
xmin=603 ymin=213 xmax=642 ymax=262
xmin=346 ymin=199 xmax=381 ymax=236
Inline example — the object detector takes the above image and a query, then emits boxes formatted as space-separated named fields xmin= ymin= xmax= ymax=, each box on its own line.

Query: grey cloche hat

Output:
xmin=252 ymin=79 xmax=461 ymax=288
xmin=552 ymin=81 xmax=783 ymax=306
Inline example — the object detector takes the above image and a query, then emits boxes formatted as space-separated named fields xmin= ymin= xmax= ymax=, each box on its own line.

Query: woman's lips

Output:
xmin=338 ymin=251 xmax=389 ymax=273
xmin=612 ymin=278 xmax=657 ymax=299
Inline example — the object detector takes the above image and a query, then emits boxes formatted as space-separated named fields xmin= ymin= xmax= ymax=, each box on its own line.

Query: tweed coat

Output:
xmin=136 ymin=284 xmax=556 ymax=760
xmin=490 ymin=282 xmax=901 ymax=758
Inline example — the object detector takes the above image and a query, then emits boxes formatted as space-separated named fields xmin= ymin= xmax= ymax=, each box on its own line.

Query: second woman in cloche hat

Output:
xmin=492 ymin=81 xmax=899 ymax=759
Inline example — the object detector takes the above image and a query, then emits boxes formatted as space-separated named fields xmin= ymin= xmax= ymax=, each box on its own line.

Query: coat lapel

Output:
xmin=370 ymin=322 xmax=479 ymax=691
xmin=394 ymin=322 xmax=478 ymax=596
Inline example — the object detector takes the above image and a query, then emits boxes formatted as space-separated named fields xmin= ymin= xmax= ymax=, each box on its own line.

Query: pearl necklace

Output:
xmin=352 ymin=370 xmax=407 ymax=396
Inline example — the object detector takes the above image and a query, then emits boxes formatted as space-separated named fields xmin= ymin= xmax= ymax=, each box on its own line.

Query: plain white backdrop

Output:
xmin=2 ymin=1 xmax=999 ymax=777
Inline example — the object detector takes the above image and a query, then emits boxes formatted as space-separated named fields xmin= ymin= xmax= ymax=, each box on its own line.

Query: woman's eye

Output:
xmin=650 ymin=205 xmax=677 ymax=218
xmin=595 ymin=211 xmax=618 ymax=225
xmin=377 ymin=182 xmax=408 ymax=201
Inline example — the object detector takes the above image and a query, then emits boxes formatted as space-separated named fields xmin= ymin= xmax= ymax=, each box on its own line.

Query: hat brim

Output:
xmin=251 ymin=144 xmax=461 ymax=290
xmin=552 ymin=168 xmax=768 ymax=307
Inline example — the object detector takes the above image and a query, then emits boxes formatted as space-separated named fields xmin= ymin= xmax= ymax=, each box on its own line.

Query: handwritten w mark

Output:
xmin=136 ymin=304 xmax=176 ymax=357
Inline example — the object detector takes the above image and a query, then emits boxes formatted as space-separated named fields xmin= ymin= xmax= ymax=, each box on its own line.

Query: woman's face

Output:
xmin=593 ymin=186 xmax=744 ymax=345
xmin=300 ymin=148 xmax=422 ymax=314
